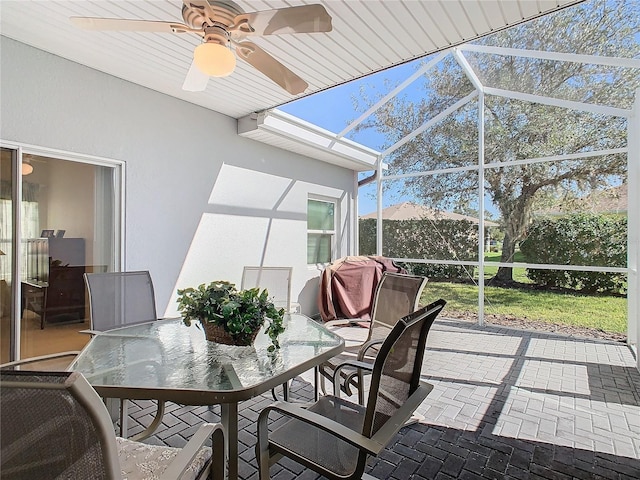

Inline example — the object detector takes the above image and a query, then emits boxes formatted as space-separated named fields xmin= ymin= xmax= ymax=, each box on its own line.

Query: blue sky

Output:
xmin=279 ymin=61 xmax=419 ymax=148
xmin=278 ymin=60 xmax=425 ymax=216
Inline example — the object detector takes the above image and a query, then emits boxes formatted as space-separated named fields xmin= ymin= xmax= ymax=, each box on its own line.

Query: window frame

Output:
xmin=307 ymin=196 xmax=337 ymax=265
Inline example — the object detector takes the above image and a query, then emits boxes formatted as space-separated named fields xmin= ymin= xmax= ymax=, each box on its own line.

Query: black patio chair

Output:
xmin=0 ymin=370 xmax=225 ymax=480
xmin=318 ymin=271 xmax=428 ymax=403
xmin=256 ymin=299 xmax=446 ymax=480
xmin=83 ymin=270 xmax=164 ymax=437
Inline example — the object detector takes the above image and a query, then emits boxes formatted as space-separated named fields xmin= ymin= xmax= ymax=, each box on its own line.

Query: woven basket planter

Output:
xmin=200 ymin=320 xmax=261 ymax=346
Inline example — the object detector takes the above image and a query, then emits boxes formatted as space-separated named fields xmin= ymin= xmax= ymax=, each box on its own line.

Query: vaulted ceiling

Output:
xmin=0 ymin=1 xmax=584 ymax=119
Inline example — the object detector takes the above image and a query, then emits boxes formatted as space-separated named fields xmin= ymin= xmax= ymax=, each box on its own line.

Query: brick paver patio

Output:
xmin=126 ymin=318 xmax=640 ymax=479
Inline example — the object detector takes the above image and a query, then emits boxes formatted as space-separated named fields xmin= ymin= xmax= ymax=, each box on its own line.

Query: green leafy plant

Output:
xmin=520 ymin=214 xmax=627 ymax=294
xmin=177 ymin=280 xmax=285 ymax=352
xmin=360 ymin=218 xmax=479 ymax=280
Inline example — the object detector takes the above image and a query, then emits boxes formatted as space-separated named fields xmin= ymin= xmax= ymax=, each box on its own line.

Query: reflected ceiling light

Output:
xmin=193 ymin=27 xmax=236 ymax=77
xmin=22 ymin=160 xmax=33 ymax=176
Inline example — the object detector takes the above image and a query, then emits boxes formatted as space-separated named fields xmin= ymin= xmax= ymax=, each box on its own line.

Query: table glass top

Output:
xmin=69 ymin=314 xmax=342 ymax=399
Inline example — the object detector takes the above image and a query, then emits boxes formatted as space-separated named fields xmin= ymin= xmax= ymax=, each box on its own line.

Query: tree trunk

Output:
xmin=490 ymin=195 xmax=534 ymax=286
xmin=494 ymin=232 xmax=516 ymax=284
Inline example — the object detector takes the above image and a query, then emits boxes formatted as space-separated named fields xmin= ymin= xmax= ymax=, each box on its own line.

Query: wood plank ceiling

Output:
xmin=0 ymin=1 xmax=584 ymax=119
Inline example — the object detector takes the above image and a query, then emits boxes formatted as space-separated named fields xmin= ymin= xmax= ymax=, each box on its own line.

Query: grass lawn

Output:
xmin=423 ymin=281 xmax=627 ymax=334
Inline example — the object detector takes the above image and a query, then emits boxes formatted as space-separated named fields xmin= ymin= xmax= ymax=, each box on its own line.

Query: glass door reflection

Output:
xmin=1 ymin=147 xmax=121 ymax=363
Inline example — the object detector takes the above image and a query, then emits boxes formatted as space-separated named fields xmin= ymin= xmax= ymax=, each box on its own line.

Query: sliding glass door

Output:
xmin=0 ymin=145 xmax=122 ymax=363
xmin=0 ymin=148 xmax=17 ymax=362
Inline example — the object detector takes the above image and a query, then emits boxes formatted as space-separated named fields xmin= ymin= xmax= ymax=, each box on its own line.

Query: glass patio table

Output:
xmin=68 ymin=313 xmax=344 ymax=480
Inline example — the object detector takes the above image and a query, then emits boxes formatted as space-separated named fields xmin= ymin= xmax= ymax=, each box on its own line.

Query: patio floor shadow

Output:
xmin=126 ymin=317 xmax=640 ymax=479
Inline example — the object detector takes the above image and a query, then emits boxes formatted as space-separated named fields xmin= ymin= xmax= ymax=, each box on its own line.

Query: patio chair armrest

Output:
xmin=79 ymin=329 xmax=101 ymax=336
xmin=357 ymin=339 xmax=383 ymax=360
xmin=333 ymin=359 xmax=373 ymax=378
xmin=369 ymin=382 xmax=433 ymax=445
xmin=159 ymin=422 xmax=225 ymax=480
xmin=324 ymin=318 xmax=361 ymax=329
xmin=258 ymin=400 xmax=385 ymax=456
xmin=0 ymin=351 xmax=80 ymax=370
xmin=332 ymin=359 xmax=373 ymax=397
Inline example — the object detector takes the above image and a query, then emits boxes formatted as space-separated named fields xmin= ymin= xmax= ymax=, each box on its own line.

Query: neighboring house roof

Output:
xmin=360 ymin=202 xmax=499 ymax=226
xmin=537 ymin=184 xmax=628 ymax=216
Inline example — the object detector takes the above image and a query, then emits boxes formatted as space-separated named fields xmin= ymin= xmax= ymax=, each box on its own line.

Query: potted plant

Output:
xmin=177 ymin=280 xmax=285 ymax=352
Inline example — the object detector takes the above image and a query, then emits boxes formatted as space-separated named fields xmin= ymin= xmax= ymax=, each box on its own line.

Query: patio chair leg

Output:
xmin=357 ymin=373 xmax=365 ymax=405
xmin=271 ymin=381 xmax=290 ymax=402
xmin=317 ymin=368 xmax=328 ymax=397
xmin=130 ymin=400 xmax=166 ymax=441
xmin=211 ymin=425 xmax=226 ymax=480
xmin=256 ymin=410 xmax=272 ymax=480
xmin=119 ymin=399 xmax=129 ymax=437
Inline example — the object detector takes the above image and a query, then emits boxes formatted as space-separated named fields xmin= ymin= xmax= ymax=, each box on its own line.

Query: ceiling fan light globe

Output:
xmin=194 ymin=42 xmax=236 ymax=77
xmin=22 ymin=162 xmax=33 ymax=175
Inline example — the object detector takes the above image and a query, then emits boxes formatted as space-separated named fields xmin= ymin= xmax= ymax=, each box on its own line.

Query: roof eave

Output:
xmin=238 ymin=109 xmax=380 ymax=172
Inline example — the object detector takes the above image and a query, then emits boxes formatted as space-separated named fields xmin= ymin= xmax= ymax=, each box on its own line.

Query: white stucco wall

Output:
xmin=1 ymin=37 xmax=357 ymax=317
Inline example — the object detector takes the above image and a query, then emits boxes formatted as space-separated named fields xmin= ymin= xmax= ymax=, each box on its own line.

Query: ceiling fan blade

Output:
xmin=182 ymin=60 xmax=210 ymax=91
xmin=70 ymin=17 xmax=192 ymax=34
xmin=232 ymin=4 xmax=332 ymax=36
xmin=236 ymin=42 xmax=308 ymax=95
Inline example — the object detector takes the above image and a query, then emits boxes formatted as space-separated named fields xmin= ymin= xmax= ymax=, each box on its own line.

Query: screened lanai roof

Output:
xmin=266 ymin=0 xmax=638 ymax=358
xmin=256 ymin=15 xmax=638 ymax=167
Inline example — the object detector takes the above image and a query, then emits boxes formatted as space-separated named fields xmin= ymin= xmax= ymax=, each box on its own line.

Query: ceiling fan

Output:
xmin=70 ymin=0 xmax=332 ymax=95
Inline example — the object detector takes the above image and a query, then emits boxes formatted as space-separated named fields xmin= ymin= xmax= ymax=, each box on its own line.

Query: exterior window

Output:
xmin=307 ymin=198 xmax=335 ymax=264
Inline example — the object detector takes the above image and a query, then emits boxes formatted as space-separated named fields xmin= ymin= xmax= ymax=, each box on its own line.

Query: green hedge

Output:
xmin=519 ymin=214 xmax=627 ymax=294
xmin=359 ymin=218 xmax=478 ymax=280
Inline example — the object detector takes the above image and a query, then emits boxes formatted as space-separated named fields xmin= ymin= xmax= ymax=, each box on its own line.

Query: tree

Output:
xmin=354 ymin=0 xmax=638 ymax=284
